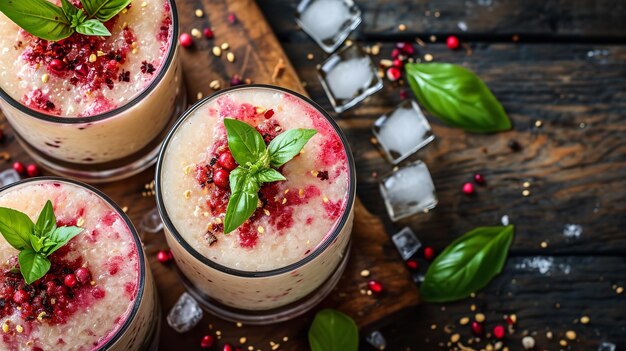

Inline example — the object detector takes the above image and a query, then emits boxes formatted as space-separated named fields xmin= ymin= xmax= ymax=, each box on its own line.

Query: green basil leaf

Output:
xmin=60 ymin=0 xmax=79 ymax=24
xmin=405 ymin=63 xmax=512 ymax=133
xmin=80 ymin=0 xmax=131 ymax=22
xmin=309 ymin=309 xmax=358 ymax=351
xmin=34 ymin=200 xmax=56 ymax=237
xmin=0 ymin=0 xmax=74 ymax=41
xmin=256 ymin=168 xmax=286 ymax=183
xmin=44 ymin=226 xmax=83 ymax=256
xmin=75 ymin=18 xmax=111 ymax=36
xmin=29 ymin=235 xmax=46 ymax=253
xmin=421 ymin=225 xmax=514 ymax=303
xmin=223 ymin=173 xmax=260 ymax=234
xmin=224 ymin=118 xmax=268 ymax=167
xmin=18 ymin=249 xmax=50 ymax=285
xmin=268 ymin=129 xmax=317 ymax=168
xmin=0 ymin=207 xmax=34 ymax=251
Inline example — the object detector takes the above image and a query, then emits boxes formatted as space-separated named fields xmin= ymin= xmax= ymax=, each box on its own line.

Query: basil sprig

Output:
xmin=223 ymin=118 xmax=316 ymax=234
xmin=0 ymin=0 xmax=131 ymax=41
xmin=308 ymin=309 xmax=358 ymax=351
xmin=405 ymin=62 xmax=512 ymax=133
xmin=0 ymin=201 xmax=83 ymax=284
xmin=421 ymin=225 xmax=514 ymax=303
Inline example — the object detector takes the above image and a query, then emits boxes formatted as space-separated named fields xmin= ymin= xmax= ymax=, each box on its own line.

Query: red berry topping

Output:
xmin=203 ymin=27 xmax=214 ymax=39
xmin=447 ymin=35 xmax=460 ymax=50
xmin=493 ymin=324 xmax=506 ymax=339
xmin=13 ymin=289 xmax=29 ymax=304
xmin=157 ymin=250 xmax=173 ymax=264
xmin=474 ymin=173 xmax=485 ymax=185
xmin=406 ymin=259 xmax=419 ymax=270
xmin=223 ymin=344 xmax=232 ymax=351
xmin=26 ymin=163 xmax=40 ymax=177
xmin=12 ymin=161 xmax=25 ymax=174
xmin=367 ymin=280 xmax=384 ymax=294
xmin=462 ymin=182 xmax=475 ymax=195
xmin=48 ymin=59 xmax=65 ymax=72
xmin=391 ymin=48 xmax=401 ymax=60
xmin=423 ymin=246 xmax=435 ymax=261
xmin=392 ymin=58 xmax=404 ymax=69
xmin=179 ymin=33 xmax=193 ymax=48
xmin=63 ymin=274 xmax=77 ymax=288
xmin=218 ymin=151 xmax=237 ymax=171
xmin=264 ymin=109 xmax=275 ymax=119
xmin=471 ymin=321 xmax=484 ymax=336
xmin=386 ymin=67 xmax=401 ymax=82
xmin=213 ymin=169 xmax=230 ymax=189
xmin=200 ymin=335 xmax=214 ymax=348
xmin=75 ymin=267 xmax=91 ymax=284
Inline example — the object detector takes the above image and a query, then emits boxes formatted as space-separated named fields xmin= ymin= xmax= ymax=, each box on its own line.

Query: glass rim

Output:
xmin=155 ymin=84 xmax=357 ymax=278
xmin=0 ymin=0 xmax=179 ymax=125
xmin=0 ymin=176 xmax=146 ymax=350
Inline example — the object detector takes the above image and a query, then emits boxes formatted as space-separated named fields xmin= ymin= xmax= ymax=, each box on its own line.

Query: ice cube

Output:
xmin=392 ymin=227 xmax=422 ymax=260
xmin=366 ymin=330 xmax=387 ymax=350
xmin=141 ymin=207 xmax=163 ymax=233
xmin=372 ymin=100 xmax=435 ymax=164
xmin=379 ymin=161 xmax=438 ymax=221
xmin=296 ymin=0 xmax=362 ymax=53
xmin=598 ymin=342 xmax=616 ymax=351
xmin=0 ymin=169 xmax=21 ymax=187
xmin=318 ymin=44 xmax=383 ymax=113
xmin=167 ymin=292 xmax=203 ymax=333
xmin=563 ymin=224 xmax=583 ymax=238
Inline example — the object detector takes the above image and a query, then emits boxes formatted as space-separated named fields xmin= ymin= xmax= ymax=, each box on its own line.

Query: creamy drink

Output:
xmin=0 ymin=179 xmax=158 ymax=350
xmin=157 ymin=86 xmax=355 ymax=319
xmin=0 ymin=0 xmax=183 ymax=181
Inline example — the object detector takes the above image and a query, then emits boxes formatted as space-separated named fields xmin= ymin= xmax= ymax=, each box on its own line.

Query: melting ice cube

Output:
xmin=318 ymin=44 xmax=383 ymax=113
xmin=598 ymin=342 xmax=616 ymax=351
xmin=167 ymin=293 xmax=203 ymax=333
xmin=0 ymin=169 xmax=21 ymax=187
xmin=392 ymin=227 xmax=422 ymax=260
xmin=366 ymin=330 xmax=387 ymax=350
xmin=141 ymin=207 xmax=163 ymax=233
xmin=372 ymin=100 xmax=435 ymax=164
xmin=379 ymin=161 xmax=438 ymax=221
xmin=296 ymin=0 xmax=362 ymax=53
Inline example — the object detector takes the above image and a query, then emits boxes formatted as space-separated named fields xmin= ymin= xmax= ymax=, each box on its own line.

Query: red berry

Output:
xmin=12 ymin=161 xmax=24 ymax=174
xmin=391 ymin=49 xmax=401 ymax=59
xmin=474 ymin=173 xmax=485 ymax=185
xmin=63 ymin=274 xmax=77 ymax=288
xmin=493 ymin=324 xmax=505 ymax=339
xmin=396 ymin=42 xmax=415 ymax=55
xmin=471 ymin=321 xmax=484 ymax=336
xmin=447 ymin=35 xmax=460 ymax=50
xmin=26 ymin=163 xmax=39 ymax=177
xmin=392 ymin=58 xmax=404 ymax=69
xmin=264 ymin=109 xmax=275 ymax=119
xmin=367 ymin=280 xmax=383 ymax=294
xmin=406 ymin=259 xmax=419 ymax=270
xmin=423 ymin=246 xmax=435 ymax=261
xmin=13 ymin=289 xmax=29 ymax=304
xmin=218 ymin=151 xmax=237 ymax=171
xmin=462 ymin=182 xmax=475 ymax=195
xmin=200 ymin=335 xmax=214 ymax=348
xmin=223 ymin=344 xmax=232 ymax=351
xmin=213 ymin=169 xmax=230 ymax=189
xmin=48 ymin=59 xmax=65 ymax=72
xmin=179 ymin=33 xmax=193 ymax=48
xmin=386 ymin=67 xmax=401 ymax=82
xmin=75 ymin=267 xmax=91 ymax=284
xmin=157 ymin=250 xmax=173 ymax=264
xmin=227 ymin=13 xmax=237 ymax=24
xmin=202 ymin=27 xmax=214 ymax=39
xmin=230 ymin=74 xmax=243 ymax=86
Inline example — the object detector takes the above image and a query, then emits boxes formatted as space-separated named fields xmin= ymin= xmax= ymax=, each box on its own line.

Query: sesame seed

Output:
xmin=2 ymin=324 xmax=8 ymax=333
xmin=360 ymin=269 xmax=370 ymax=277
xmin=523 ymin=181 xmax=531 ymax=188
xmin=191 ymin=28 xmax=201 ymax=38
xmin=282 ymin=337 xmax=288 ymax=342
xmin=41 ymin=73 xmax=49 ymax=83
xmin=298 ymin=189 xmax=305 ymax=197
xmin=212 ymin=46 xmax=222 ymax=57
xmin=535 ymin=120 xmax=543 ymax=128
xmin=580 ymin=316 xmax=590 ymax=324
xmin=371 ymin=44 xmax=381 ymax=55
xmin=141 ymin=1 xmax=147 ymax=7
xmin=424 ymin=54 xmax=434 ymax=61
xmin=240 ymin=337 xmax=247 ymax=344
xmin=616 ymin=286 xmax=624 ymax=294
xmin=470 ymin=304 xmax=476 ymax=311
xmin=215 ymin=330 xmax=221 ymax=336
xmin=475 ymin=313 xmax=485 ymax=323
xmin=89 ymin=53 xmax=97 ymax=63
xmin=430 ymin=324 xmax=437 ymax=330
xmin=257 ymin=226 xmax=265 ymax=234
xmin=322 ymin=196 xmax=329 ymax=203
xmin=16 ymin=325 xmax=23 ymax=333
xmin=459 ymin=317 xmax=470 ymax=325
xmin=559 ymin=340 xmax=567 ymax=347
xmin=197 ymin=92 xmax=203 ymax=100
xmin=209 ymin=80 xmax=221 ymax=90
xmin=522 ymin=189 xmax=531 ymax=197
xmin=271 ymin=344 xmax=280 ymax=350
xmin=227 ymin=52 xmax=235 ymax=62
xmin=97 ymin=50 xmax=106 ymax=56
xmin=450 ymin=333 xmax=460 ymax=343
xmin=263 ymin=209 xmax=270 ymax=216
xmin=184 ymin=190 xmax=191 ymax=199
xmin=195 ymin=9 xmax=204 ymax=17
xmin=565 ymin=330 xmax=576 ymax=340
xmin=306 ymin=53 xmax=314 ymax=60
xmin=37 ymin=312 xmax=46 ymax=321
xmin=540 ymin=241 xmax=548 ymax=248
xmin=398 ymin=24 xmax=407 ymax=31
xmin=221 ymin=42 xmax=230 ymax=50
xmin=77 ymin=218 xmax=85 ymax=227
xmin=132 ymin=48 xmax=138 ymax=54
xmin=122 ymin=206 xmax=128 ymax=213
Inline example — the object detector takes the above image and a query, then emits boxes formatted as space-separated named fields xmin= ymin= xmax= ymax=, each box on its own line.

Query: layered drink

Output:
xmin=157 ymin=86 xmax=355 ymax=319
xmin=0 ymin=178 xmax=158 ymax=350
xmin=0 ymin=0 xmax=183 ymax=181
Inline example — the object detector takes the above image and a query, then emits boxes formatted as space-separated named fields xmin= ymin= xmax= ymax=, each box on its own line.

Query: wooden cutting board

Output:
xmin=0 ymin=0 xmax=420 ymax=349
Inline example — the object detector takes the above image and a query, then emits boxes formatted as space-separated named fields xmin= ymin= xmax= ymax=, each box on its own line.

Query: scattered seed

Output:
xmin=257 ymin=226 xmax=264 ymax=234
xmin=565 ymin=330 xmax=576 ymax=340
xmin=240 ymin=337 xmax=247 ymax=344
xmin=227 ymin=52 xmax=235 ymax=62
xmin=546 ymin=331 xmax=553 ymax=339
xmin=522 ymin=189 xmax=530 ymax=197
xmin=345 ymin=39 xmax=352 ymax=46
xmin=424 ymin=54 xmax=433 ymax=61
xmin=559 ymin=339 xmax=568 ymax=347
xmin=459 ymin=317 xmax=470 ymax=325
xmin=282 ymin=337 xmax=288 ymax=342
xmin=2 ymin=324 xmax=8 ymax=333
xmin=521 ymin=336 xmax=535 ymax=349
xmin=89 ymin=54 xmax=97 ymax=63
xmin=470 ymin=304 xmax=476 ymax=312
xmin=77 ymin=218 xmax=85 ymax=227
xmin=534 ymin=120 xmax=543 ymax=128
xmin=184 ymin=190 xmax=191 ymax=199
xmin=197 ymin=92 xmax=203 ymax=100
xmin=141 ymin=1 xmax=147 ymax=7
xmin=209 ymin=80 xmax=221 ymax=90
xmin=16 ymin=325 xmax=23 ymax=333
xmin=523 ymin=181 xmax=531 ymax=188
xmin=474 ymin=313 xmax=485 ymax=323
xmin=429 ymin=35 xmax=437 ymax=42
xmin=580 ymin=316 xmax=590 ymax=324
xmin=616 ymin=286 xmax=624 ymax=294
xmin=212 ymin=46 xmax=222 ymax=56
xmin=371 ymin=44 xmax=381 ymax=55
xmin=41 ymin=73 xmax=49 ymax=83
xmin=360 ymin=269 xmax=370 ymax=277
xmin=191 ymin=28 xmax=202 ymax=38
xmin=306 ymin=53 xmax=314 ymax=60
xmin=322 ymin=196 xmax=329 ymax=203
xmin=398 ymin=24 xmax=407 ymax=31
xmin=450 ymin=333 xmax=460 ymax=343
xmin=221 ymin=42 xmax=230 ymax=50
xmin=430 ymin=324 xmax=437 ymax=330
xmin=195 ymin=9 xmax=204 ymax=17
xmin=540 ymin=241 xmax=548 ymax=248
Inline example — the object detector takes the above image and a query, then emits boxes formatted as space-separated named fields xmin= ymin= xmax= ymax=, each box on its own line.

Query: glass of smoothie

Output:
xmin=0 ymin=0 xmax=183 ymax=182
xmin=0 ymin=177 xmax=159 ymax=350
xmin=156 ymin=85 xmax=356 ymax=324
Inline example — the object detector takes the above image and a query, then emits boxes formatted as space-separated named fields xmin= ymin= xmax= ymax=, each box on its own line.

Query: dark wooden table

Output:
xmin=257 ymin=0 xmax=626 ymax=350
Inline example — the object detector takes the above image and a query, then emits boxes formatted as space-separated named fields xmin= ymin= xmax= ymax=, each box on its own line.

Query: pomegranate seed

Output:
xmin=406 ymin=259 xmax=419 ymax=270
xmin=203 ymin=27 xmax=214 ymax=39
xmin=367 ymin=280 xmax=383 ymax=294
xmin=63 ymin=274 xmax=77 ymax=288
xmin=423 ymin=246 xmax=435 ymax=261
xmin=200 ymin=335 xmax=214 ymax=348
xmin=447 ymin=35 xmax=460 ymax=50
xmin=75 ymin=267 xmax=91 ymax=284
xmin=12 ymin=161 xmax=25 ymax=174
xmin=218 ymin=151 xmax=237 ymax=171
xmin=264 ymin=109 xmax=275 ymax=119
xmin=213 ymin=169 xmax=230 ymax=189
xmin=462 ymin=182 xmax=475 ymax=195
xmin=473 ymin=173 xmax=485 ymax=185
xmin=157 ymin=250 xmax=173 ymax=264
xmin=230 ymin=74 xmax=243 ymax=86
xmin=13 ymin=290 xmax=29 ymax=304
xmin=391 ymin=48 xmax=401 ymax=59
xmin=392 ymin=58 xmax=404 ymax=69
xmin=179 ymin=33 xmax=193 ymax=48
xmin=471 ymin=321 xmax=484 ymax=336
xmin=493 ymin=324 xmax=505 ymax=339
xmin=223 ymin=344 xmax=232 ymax=351
xmin=399 ymin=89 xmax=409 ymax=100
xmin=26 ymin=163 xmax=39 ymax=177
xmin=396 ymin=42 xmax=415 ymax=55
xmin=386 ymin=67 xmax=401 ymax=81
xmin=48 ymin=59 xmax=65 ymax=72
xmin=227 ymin=13 xmax=237 ymax=24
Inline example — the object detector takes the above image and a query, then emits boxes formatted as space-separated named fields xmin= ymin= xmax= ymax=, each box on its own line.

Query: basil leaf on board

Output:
xmin=268 ymin=129 xmax=317 ymax=168
xmin=405 ymin=63 xmax=512 ymax=133
xmin=224 ymin=119 xmax=268 ymax=167
xmin=0 ymin=207 xmax=35 ymax=250
xmin=256 ymin=168 xmax=286 ymax=183
xmin=80 ymin=0 xmax=131 ymax=22
xmin=0 ymin=0 xmax=74 ymax=41
xmin=309 ymin=309 xmax=358 ymax=351
xmin=421 ymin=225 xmax=514 ymax=303
xmin=34 ymin=200 xmax=56 ymax=237
xmin=44 ymin=226 xmax=84 ymax=256
xmin=18 ymin=249 xmax=51 ymax=285
xmin=75 ymin=19 xmax=111 ymax=36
